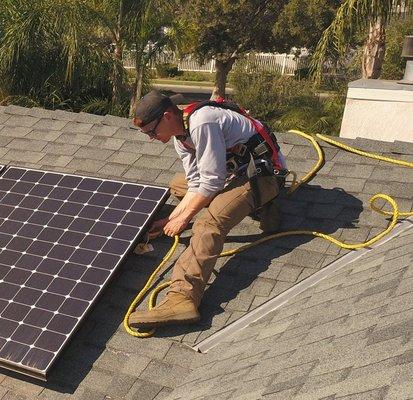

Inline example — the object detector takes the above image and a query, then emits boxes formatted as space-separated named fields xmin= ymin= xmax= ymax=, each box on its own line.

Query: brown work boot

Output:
xmin=128 ymin=292 xmax=200 ymax=329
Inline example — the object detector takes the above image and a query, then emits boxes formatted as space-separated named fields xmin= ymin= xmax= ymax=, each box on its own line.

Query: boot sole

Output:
xmin=129 ymin=312 xmax=200 ymax=329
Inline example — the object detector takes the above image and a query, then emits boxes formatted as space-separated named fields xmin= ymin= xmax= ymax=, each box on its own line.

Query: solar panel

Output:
xmin=0 ymin=166 xmax=169 ymax=380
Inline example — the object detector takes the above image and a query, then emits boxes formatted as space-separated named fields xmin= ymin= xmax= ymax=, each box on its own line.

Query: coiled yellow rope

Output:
xmin=123 ymin=236 xmax=178 ymax=338
xmin=124 ymin=130 xmax=413 ymax=337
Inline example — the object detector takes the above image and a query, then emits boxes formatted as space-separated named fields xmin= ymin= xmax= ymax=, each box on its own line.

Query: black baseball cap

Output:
xmin=134 ymin=90 xmax=183 ymax=127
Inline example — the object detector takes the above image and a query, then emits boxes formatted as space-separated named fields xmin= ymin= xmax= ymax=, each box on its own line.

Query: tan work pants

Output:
xmin=168 ymin=173 xmax=279 ymax=307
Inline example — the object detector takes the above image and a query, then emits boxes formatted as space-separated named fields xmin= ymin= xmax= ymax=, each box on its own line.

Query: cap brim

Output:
xmin=170 ymin=93 xmax=185 ymax=105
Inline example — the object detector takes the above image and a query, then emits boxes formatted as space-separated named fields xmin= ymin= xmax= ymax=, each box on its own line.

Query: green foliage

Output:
xmin=0 ymin=0 xmax=175 ymax=116
xmin=381 ymin=14 xmax=413 ymax=80
xmin=0 ymin=0 xmax=116 ymax=111
xmin=155 ymin=63 xmax=181 ymax=78
xmin=274 ymin=0 xmax=341 ymax=52
xmin=311 ymin=0 xmax=410 ymax=82
xmin=230 ymin=65 xmax=345 ymax=135
xmin=175 ymin=71 xmax=214 ymax=82
xmin=181 ymin=0 xmax=288 ymax=61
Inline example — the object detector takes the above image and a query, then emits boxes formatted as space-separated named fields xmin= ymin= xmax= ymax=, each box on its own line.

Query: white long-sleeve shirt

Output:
xmin=174 ymin=106 xmax=260 ymax=197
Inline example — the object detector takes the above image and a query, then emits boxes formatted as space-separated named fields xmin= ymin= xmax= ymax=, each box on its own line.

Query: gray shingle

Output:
xmin=300 ymin=367 xmax=351 ymax=394
xmin=392 ymin=140 xmax=413 ymax=155
xmin=6 ymin=138 xmax=47 ymax=152
xmin=55 ymin=132 xmax=93 ymax=146
xmin=123 ymin=166 xmax=161 ymax=182
xmin=366 ymin=319 xmax=412 ymax=345
xmin=139 ymin=360 xmax=191 ymax=389
xmin=104 ymin=374 xmax=137 ymax=398
xmin=4 ymin=115 xmax=40 ymax=127
xmin=113 ymin=126 xmax=147 ymax=140
xmin=32 ymin=118 xmax=68 ymax=131
xmin=134 ymin=154 xmax=176 ymax=170
xmin=88 ymin=125 xmax=120 ymax=137
xmin=66 ymin=158 xmax=106 ymax=173
xmin=26 ymin=128 xmax=61 ymax=142
xmin=125 ymin=379 xmax=166 ymax=400
xmin=108 ymin=332 xmax=172 ymax=360
xmin=62 ymin=121 xmax=93 ymax=134
xmin=73 ymin=147 xmax=114 ymax=161
xmin=309 ymin=147 xmax=339 ymax=161
xmin=336 ymin=386 xmax=389 ymax=399
xmin=160 ymin=146 xmax=179 ymax=158
xmin=0 ymin=125 xmax=32 ymax=138
xmin=279 ymin=142 xmax=294 ymax=156
xmin=354 ymin=137 xmax=393 ymax=153
xmin=0 ymin=113 xmax=11 ymax=124
xmin=52 ymin=109 xmax=78 ymax=121
xmin=371 ymin=165 xmax=413 ymax=183
xmin=287 ymin=145 xmax=314 ymax=160
xmin=263 ymin=374 xmax=307 ymax=397
xmin=27 ymin=107 xmax=56 ymax=119
xmin=332 ymin=151 xmax=380 ymax=165
xmin=155 ymin=171 xmax=176 ymax=186
xmin=102 ymin=114 xmax=133 ymax=128
xmin=98 ymin=163 xmax=127 ymax=177
xmin=329 ymin=164 xmax=375 ymax=179
xmin=121 ymin=141 xmax=164 ymax=156
xmin=335 ymin=177 xmax=367 ymax=193
xmin=1 ymin=375 xmax=44 ymax=397
xmin=75 ymin=112 xmax=105 ymax=124
xmin=87 ymin=137 xmax=125 ymax=150
xmin=43 ymin=142 xmax=80 ymax=155
xmin=108 ymin=151 xmax=141 ymax=165
xmin=75 ymin=369 xmax=113 ymax=393
xmin=2 ymin=149 xmax=45 ymax=163
xmin=4 ymin=105 xmax=31 ymax=115
xmin=277 ymin=264 xmax=304 ymax=283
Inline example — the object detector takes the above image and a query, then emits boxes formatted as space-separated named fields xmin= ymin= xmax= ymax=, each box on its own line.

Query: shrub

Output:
xmin=230 ymin=63 xmax=345 ymax=135
xmin=381 ymin=14 xmax=413 ymax=80
xmin=155 ymin=63 xmax=180 ymax=78
xmin=229 ymin=66 xmax=282 ymax=123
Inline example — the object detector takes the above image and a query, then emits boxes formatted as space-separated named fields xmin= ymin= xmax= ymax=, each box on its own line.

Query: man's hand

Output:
xmin=147 ymin=218 xmax=169 ymax=239
xmin=163 ymin=215 xmax=190 ymax=237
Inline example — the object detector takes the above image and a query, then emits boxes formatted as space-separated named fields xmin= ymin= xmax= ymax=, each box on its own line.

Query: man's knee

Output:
xmin=169 ymin=173 xmax=188 ymax=199
xmin=193 ymin=209 xmax=224 ymax=236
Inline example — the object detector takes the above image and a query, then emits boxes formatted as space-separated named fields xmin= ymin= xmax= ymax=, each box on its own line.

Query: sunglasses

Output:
xmin=142 ymin=117 xmax=162 ymax=139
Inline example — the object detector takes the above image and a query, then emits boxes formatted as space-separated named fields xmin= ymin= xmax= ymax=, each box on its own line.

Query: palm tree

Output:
xmin=311 ymin=0 xmax=411 ymax=81
xmin=0 ymin=0 xmax=115 ymax=109
xmin=88 ymin=0 xmax=177 ymax=115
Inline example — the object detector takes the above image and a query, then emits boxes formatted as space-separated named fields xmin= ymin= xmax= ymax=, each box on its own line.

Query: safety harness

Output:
xmin=180 ymin=98 xmax=287 ymax=210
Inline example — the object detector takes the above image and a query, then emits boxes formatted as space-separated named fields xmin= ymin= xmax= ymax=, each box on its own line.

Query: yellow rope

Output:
xmin=287 ymin=130 xmax=324 ymax=194
xmin=315 ymin=133 xmax=413 ymax=217
xmin=123 ymin=236 xmax=178 ymax=338
xmin=316 ymin=133 xmax=413 ymax=169
xmin=124 ymin=131 xmax=412 ymax=337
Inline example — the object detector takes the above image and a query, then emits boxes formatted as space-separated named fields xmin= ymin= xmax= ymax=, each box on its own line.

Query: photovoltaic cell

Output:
xmin=0 ymin=166 xmax=168 ymax=380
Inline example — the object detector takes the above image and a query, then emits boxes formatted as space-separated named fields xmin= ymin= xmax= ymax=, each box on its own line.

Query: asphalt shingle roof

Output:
xmin=168 ymin=225 xmax=413 ymax=400
xmin=0 ymin=104 xmax=411 ymax=400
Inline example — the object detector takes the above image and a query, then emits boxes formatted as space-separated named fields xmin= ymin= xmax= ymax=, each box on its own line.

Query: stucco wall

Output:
xmin=340 ymin=79 xmax=413 ymax=143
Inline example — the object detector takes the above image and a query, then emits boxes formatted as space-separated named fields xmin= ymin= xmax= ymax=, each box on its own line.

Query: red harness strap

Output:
xmin=181 ymin=98 xmax=283 ymax=170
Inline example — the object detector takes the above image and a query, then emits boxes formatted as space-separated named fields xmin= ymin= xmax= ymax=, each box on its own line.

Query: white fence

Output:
xmin=123 ymin=51 xmax=308 ymax=75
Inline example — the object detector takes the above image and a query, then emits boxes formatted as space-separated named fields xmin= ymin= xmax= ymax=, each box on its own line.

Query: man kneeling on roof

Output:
xmin=129 ymin=90 xmax=287 ymax=328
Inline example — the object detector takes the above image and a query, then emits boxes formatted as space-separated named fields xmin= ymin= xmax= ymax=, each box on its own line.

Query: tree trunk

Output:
xmin=362 ymin=18 xmax=386 ymax=79
xmin=211 ymin=58 xmax=236 ymax=99
xmin=129 ymin=43 xmax=145 ymax=117
xmin=112 ymin=0 xmax=125 ymax=104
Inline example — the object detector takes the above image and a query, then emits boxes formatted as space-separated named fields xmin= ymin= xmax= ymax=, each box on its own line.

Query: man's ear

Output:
xmin=163 ymin=111 xmax=172 ymax=121
xmin=133 ymin=117 xmax=142 ymax=127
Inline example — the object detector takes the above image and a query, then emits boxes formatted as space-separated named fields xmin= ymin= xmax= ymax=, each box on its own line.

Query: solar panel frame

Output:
xmin=0 ymin=166 xmax=169 ymax=380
